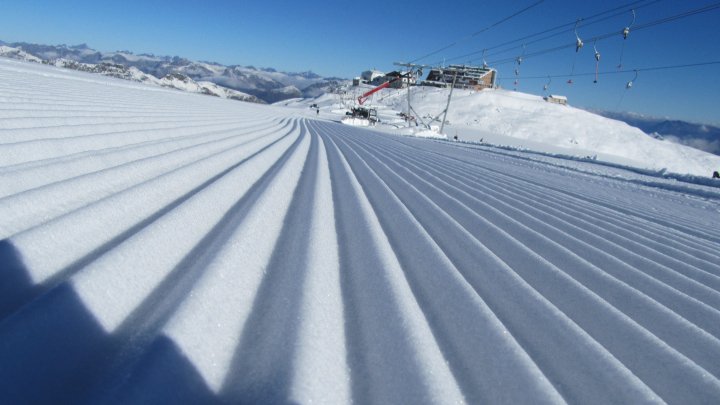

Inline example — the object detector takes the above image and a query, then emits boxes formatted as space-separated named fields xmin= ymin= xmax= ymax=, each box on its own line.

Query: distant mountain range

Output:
xmin=592 ymin=110 xmax=720 ymax=156
xmin=0 ymin=41 xmax=346 ymax=104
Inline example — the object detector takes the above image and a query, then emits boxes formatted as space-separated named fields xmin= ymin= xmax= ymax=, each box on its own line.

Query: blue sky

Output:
xmin=1 ymin=0 xmax=719 ymax=125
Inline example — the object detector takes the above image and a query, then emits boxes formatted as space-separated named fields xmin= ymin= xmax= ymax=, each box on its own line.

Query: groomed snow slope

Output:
xmin=2 ymin=57 xmax=720 ymax=404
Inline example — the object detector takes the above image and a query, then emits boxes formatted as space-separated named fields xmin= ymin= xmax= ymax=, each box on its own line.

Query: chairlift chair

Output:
xmin=574 ymin=20 xmax=584 ymax=52
xmin=593 ymin=42 xmax=601 ymax=83
xmin=626 ymin=70 xmax=638 ymax=89
xmin=618 ymin=9 xmax=636 ymax=68
xmin=623 ymin=9 xmax=636 ymax=40
xmin=543 ymin=76 xmax=551 ymax=92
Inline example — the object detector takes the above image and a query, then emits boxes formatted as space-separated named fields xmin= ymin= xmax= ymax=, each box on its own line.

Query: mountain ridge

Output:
xmin=0 ymin=40 xmax=345 ymax=103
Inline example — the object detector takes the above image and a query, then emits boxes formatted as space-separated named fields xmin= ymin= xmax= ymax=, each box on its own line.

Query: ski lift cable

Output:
xmin=475 ymin=10 xmax=627 ymax=62
xmin=430 ymin=0 xmax=661 ymax=66
xmin=480 ymin=7 xmax=641 ymax=59
xmin=632 ymin=2 xmax=720 ymax=30
xmin=470 ymin=0 xmax=545 ymax=37
xmin=486 ymin=0 xmax=655 ymax=52
xmin=507 ymin=60 xmax=720 ymax=80
xmin=487 ymin=2 xmax=720 ymax=67
xmin=472 ymin=1 xmax=659 ymax=63
xmin=408 ymin=0 xmax=545 ymax=64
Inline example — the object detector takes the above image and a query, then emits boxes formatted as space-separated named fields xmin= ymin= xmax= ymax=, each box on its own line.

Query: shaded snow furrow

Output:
xmin=0 ymin=119 xmax=287 ymax=198
xmin=421 ymin=142 xmax=720 ymax=256
xmin=0 ymin=124 xmax=299 ymax=318
xmin=374 ymin=134 xmax=720 ymax=265
xmin=362 ymin=131 xmax=720 ymax=328
xmin=402 ymin=136 xmax=720 ymax=243
xmin=464 ymin=140 xmax=719 ymax=241
xmin=473 ymin=173 xmax=720 ymax=274
xmin=376 ymin=138 xmax=720 ymax=313
xmin=2 ymin=58 xmax=720 ymax=404
xmin=0 ymin=120 xmax=294 ymax=240
xmin=0 ymin=117 xmax=250 ymax=145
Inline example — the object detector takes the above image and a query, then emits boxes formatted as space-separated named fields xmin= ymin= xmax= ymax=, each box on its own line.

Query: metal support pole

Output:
xmin=440 ymin=70 xmax=458 ymax=135
xmin=407 ymin=73 xmax=412 ymax=127
xmin=394 ymin=62 xmax=430 ymax=128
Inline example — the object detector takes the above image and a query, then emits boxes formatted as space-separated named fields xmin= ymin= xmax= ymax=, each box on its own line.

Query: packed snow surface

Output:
xmin=2 ymin=57 xmax=720 ymax=404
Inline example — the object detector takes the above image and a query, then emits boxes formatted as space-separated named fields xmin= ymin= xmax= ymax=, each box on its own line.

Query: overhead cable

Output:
xmin=408 ymin=0 xmax=545 ymax=64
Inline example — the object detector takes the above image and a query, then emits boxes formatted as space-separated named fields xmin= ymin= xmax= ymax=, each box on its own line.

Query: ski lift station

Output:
xmin=371 ymin=71 xmax=418 ymax=88
xmin=354 ymin=64 xmax=497 ymax=91
xmin=422 ymin=65 xmax=497 ymax=90
xmin=360 ymin=69 xmax=386 ymax=84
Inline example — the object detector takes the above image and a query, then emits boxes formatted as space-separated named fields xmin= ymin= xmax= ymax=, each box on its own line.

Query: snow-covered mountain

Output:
xmin=593 ymin=110 xmax=720 ymax=156
xmin=284 ymin=85 xmax=720 ymax=177
xmin=54 ymin=58 xmax=262 ymax=103
xmin=0 ymin=41 xmax=345 ymax=103
xmin=0 ymin=45 xmax=43 ymax=63
xmin=0 ymin=46 xmax=261 ymax=103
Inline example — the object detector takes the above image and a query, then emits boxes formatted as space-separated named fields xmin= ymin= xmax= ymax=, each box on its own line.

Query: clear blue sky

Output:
xmin=1 ymin=0 xmax=719 ymax=125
